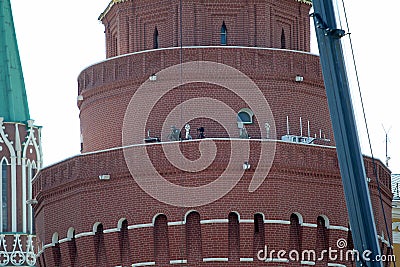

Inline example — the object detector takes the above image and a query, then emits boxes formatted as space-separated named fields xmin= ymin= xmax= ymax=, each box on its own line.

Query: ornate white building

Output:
xmin=0 ymin=0 xmax=42 ymax=265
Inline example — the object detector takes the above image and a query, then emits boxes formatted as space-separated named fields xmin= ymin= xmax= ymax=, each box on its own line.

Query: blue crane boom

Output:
xmin=311 ymin=1 xmax=382 ymax=266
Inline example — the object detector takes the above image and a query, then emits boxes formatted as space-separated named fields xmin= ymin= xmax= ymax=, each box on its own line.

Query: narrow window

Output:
xmin=40 ymin=253 xmax=47 ymax=267
xmin=384 ymin=246 xmax=392 ymax=267
xmin=253 ymin=213 xmax=265 ymax=258
xmin=113 ymin=35 xmax=118 ymax=57
xmin=52 ymin=233 xmax=61 ymax=267
xmin=154 ymin=214 xmax=170 ymax=265
xmin=52 ymin=243 xmax=61 ymax=267
xmin=346 ymin=227 xmax=354 ymax=251
xmin=94 ymin=224 xmax=108 ymax=266
xmin=281 ymin=29 xmax=286 ymax=49
xmin=68 ymin=230 xmax=77 ymax=267
xmin=37 ymin=257 xmax=43 ymax=267
xmin=119 ymin=219 xmax=131 ymax=266
xmin=186 ymin=211 xmax=202 ymax=263
xmin=346 ymin=228 xmax=356 ymax=266
xmin=316 ymin=216 xmax=329 ymax=262
xmin=31 ymin=167 xmax=37 ymax=234
xmin=380 ymin=241 xmax=386 ymax=262
xmin=1 ymin=161 xmax=8 ymax=232
xmin=153 ymin=27 xmax=159 ymax=49
xmin=289 ymin=213 xmax=301 ymax=251
xmin=27 ymin=163 xmax=37 ymax=234
xmin=228 ymin=212 xmax=240 ymax=261
xmin=221 ymin=22 xmax=227 ymax=45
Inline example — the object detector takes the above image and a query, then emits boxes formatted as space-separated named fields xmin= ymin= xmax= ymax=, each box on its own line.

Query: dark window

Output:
xmin=384 ymin=246 xmax=392 ymax=267
xmin=119 ymin=220 xmax=131 ymax=266
xmin=52 ymin=243 xmax=61 ymax=267
xmin=2 ymin=161 xmax=8 ymax=232
xmin=68 ymin=230 xmax=77 ymax=267
xmin=113 ymin=35 xmax=118 ymax=56
xmin=238 ymin=112 xmax=251 ymax=123
xmin=154 ymin=215 xmax=170 ymax=265
xmin=221 ymin=22 xmax=227 ymax=45
xmin=316 ymin=216 xmax=329 ymax=264
xmin=253 ymin=213 xmax=265 ymax=258
xmin=237 ymin=108 xmax=254 ymax=124
xmin=289 ymin=213 xmax=302 ymax=251
xmin=153 ymin=27 xmax=159 ymax=49
xmin=281 ymin=29 xmax=286 ymax=49
xmin=186 ymin=211 xmax=202 ymax=263
xmin=94 ymin=224 xmax=108 ymax=266
xmin=346 ymin=228 xmax=355 ymax=263
xmin=228 ymin=212 xmax=240 ymax=261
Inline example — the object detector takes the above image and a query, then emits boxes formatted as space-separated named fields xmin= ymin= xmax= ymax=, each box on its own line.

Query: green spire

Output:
xmin=0 ymin=0 xmax=30 ymax=123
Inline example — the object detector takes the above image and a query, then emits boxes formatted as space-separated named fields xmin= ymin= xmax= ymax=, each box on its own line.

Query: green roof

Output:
xmin=0 ymin=0 xmax=30 ymax=123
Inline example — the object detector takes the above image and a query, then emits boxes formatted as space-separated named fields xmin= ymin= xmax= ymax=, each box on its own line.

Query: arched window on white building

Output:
xmin=1 ymin=158 xmax=9 ymax=232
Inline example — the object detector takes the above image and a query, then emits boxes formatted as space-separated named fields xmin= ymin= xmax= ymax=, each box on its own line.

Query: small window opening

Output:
xmin=237 ymin=108 xmax=254 ymax=124
xmin=221 ymin=22 xmax=227 ymax=45
xmin=281 ymin=29 xmax=286 ymax=49
xmin=153 ymin=27 xmax=159 ymax=49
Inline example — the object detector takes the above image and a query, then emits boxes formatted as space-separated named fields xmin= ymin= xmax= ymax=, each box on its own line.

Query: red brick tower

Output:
xmin=33 ymin=0 xmax=392 ymax=266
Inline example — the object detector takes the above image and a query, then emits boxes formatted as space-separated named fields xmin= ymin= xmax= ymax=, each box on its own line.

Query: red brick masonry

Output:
xmin=33 ymin=140 xmax=392 ymax=267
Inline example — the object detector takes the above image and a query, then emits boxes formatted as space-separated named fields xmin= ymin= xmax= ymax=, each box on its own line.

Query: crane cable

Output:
xmin=337 ymin=0 xmax=395 ymax=262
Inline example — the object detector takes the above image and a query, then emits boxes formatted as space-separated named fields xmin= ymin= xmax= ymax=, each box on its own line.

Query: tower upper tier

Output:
xmin=0 ymin=0 xmax=30 ymax=123
xmin=99 ymin=0 xmax=312 ymax=58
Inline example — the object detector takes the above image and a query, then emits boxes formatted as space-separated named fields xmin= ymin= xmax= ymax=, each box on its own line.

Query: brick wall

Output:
xmin=33 ymin=140 xmax=392 ymax=266
xmin=77 ymin=47 xmax=329 ymax=153
xmin=99 ymin=0 xmax=311 ymax=57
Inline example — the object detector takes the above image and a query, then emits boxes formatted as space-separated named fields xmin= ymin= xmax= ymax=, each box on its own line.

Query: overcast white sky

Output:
xmin=9 ymin=0 xmax=400 ymax=174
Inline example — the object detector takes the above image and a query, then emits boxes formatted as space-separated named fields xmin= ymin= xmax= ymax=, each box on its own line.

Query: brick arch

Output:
xmin=291 ymin=212 xmax=304 ymax=225
xmin=317 ymin=214 xmax=330 ymax=228
xmin=92 ymin=222 xmax=102 ymax=233
xmin=117 ymin=218 xmax=127 ymax=230
xmin=67 ymin=227 xmax=75 ymax=240
xmin=51 ymin=232 xmax=59 ymax=245
xmin=184 ymin=209 xmax=199 ymax=223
